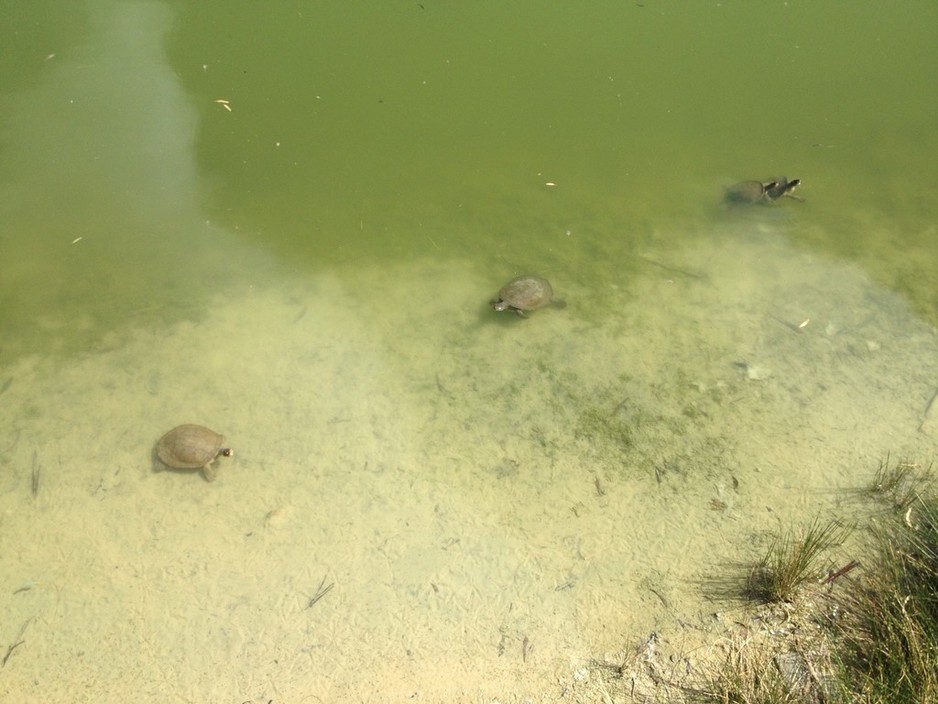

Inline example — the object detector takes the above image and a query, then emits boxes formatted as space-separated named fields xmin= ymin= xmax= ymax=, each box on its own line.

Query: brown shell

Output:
xmin=725 ymin=180 xmax=771 ymax=204
xmin=493 ymin=275 xmax=554 ymax=313
xmin=156 ymin=424 xmax=228 ymax=474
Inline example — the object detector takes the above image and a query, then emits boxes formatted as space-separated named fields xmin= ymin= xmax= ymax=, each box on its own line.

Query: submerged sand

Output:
xmin=1 ymin=217 xmax=936 ymax=702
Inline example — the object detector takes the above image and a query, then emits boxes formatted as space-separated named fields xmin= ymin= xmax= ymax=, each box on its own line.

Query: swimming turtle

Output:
xmin=491 ymin=275 xmax=561 ymax=316
xmin=725 ymin=177 xmax=802 ymax=205
xmin=155 ymin=424 xmax=232 ymax=481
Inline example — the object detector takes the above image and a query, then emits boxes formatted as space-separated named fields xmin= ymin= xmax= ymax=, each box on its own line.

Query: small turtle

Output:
xmin=725 ymin=177 xmax=802 ymax=205
xmin=155 ymin=424 xmax=232 ymax=481
xmin=491 ymin=275 xmax=562 ymax=316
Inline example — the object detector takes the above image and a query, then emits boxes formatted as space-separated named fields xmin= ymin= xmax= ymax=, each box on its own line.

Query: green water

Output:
xmin=2 ymin=0 xmax=937 ymax=358
xmin=1 ymin=2 xmax=937 ymax=701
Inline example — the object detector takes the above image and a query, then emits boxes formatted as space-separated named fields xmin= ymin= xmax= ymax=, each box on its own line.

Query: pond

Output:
xmin=1 ymin=1 xmax=936 ymax=701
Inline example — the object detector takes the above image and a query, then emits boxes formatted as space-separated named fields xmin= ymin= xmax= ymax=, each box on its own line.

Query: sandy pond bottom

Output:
xmin=1 ymin=222 xmax=936 ymax=702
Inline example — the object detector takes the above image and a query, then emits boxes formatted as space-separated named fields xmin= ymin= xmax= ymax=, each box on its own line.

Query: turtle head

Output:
xmin=492 ymin=299 xmax=509 ymax=312
xmin=766 ymin=178 xmax=801 ymax=200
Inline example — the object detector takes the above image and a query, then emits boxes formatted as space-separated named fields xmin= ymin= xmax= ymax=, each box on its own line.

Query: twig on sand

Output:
xmin=306 ymin=576 xmax=334 ymax=609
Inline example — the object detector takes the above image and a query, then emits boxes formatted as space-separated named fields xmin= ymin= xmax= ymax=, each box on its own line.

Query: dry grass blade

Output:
xmin=834 ymin=493 xmax=938 ymax=702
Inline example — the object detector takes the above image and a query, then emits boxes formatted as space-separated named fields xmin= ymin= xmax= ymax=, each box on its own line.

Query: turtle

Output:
xmin=155 ymin=424 xmax=232 ymax=481
xmin=725 ymin=177 xmax=802 ymax=205
xmin=491 ymin=275 xmax=563 ymax=316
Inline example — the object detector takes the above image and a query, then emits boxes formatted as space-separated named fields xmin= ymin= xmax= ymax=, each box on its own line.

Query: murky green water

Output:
xmin=2 ymin=1 xmax=937 ymax=701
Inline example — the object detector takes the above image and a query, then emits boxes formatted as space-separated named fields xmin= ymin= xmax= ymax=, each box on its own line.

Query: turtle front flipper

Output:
xmin=200 ymin=463 xmax=218 ymax=481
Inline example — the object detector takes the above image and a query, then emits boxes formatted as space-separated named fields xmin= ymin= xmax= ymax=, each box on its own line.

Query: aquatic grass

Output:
xmin=860 ymin=455 xmax=934 ymax=512
xmin=747 ymin=518 xmax=851 ymax=603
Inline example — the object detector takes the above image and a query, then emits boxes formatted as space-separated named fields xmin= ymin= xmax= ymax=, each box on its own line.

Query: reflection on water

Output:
xmin=0 ymin=0 xmax=275 ymax=361
xmin=1 ymin=0 xmax=937 ymax=700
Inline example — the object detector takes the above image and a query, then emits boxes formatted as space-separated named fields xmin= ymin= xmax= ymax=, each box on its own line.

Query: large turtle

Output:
xmin=155 ymin=424 xmax=232 ymax=481
xmin=491 ymin=275 xmax=562 ymax=316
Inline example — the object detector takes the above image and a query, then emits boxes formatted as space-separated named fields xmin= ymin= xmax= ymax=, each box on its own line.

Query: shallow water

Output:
xmin=2 ymin=1 xmax=937 ymax=701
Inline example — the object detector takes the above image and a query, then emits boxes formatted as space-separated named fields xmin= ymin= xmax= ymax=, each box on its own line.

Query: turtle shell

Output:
xmin=725 ymin=180 xmax=774 ymax=204
xmin=156 ymin=424 xmax=231 ymax=481
xmin=492 ymin=275 xmax=554 ymax=315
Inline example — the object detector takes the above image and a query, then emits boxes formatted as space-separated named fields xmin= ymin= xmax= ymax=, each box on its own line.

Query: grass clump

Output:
xmin=746 ymin=518 xmax=851 ymax=604
xmin=608 ymin=458 xmax=938 ymax=704
xmin=833 ymin=464 xmax=938 ymax=702
xmin=693 ymin=638 xmax=834 ymax=704
xmin=859 ymin=455 xmax=934 ymax=512
xmin=721 ymin=459 xmax=938 ymax=703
